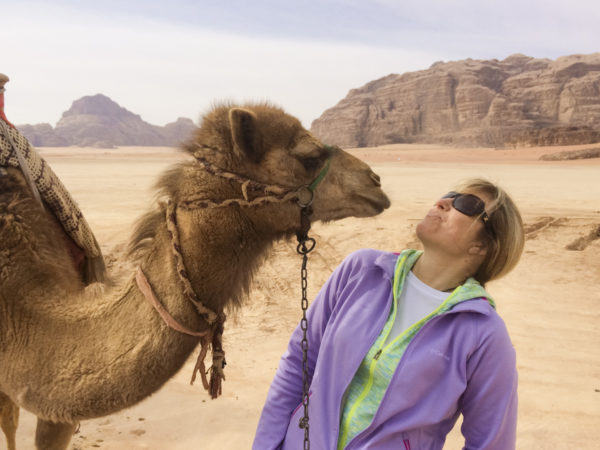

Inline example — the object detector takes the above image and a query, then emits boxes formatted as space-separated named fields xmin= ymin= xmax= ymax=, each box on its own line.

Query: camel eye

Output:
xmin=301 ymin=156 xmax=321 ymax=172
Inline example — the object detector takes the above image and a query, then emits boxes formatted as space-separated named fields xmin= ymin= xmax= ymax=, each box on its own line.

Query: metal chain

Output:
xmin=296 ymin=207 xmax=316 ymax=450
xmin=190 ymin=146 xmax=331 ymax=448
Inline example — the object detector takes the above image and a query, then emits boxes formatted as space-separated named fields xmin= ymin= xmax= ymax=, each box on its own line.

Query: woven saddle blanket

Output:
xmin=0 ymin=120 xmax=106 ymax=283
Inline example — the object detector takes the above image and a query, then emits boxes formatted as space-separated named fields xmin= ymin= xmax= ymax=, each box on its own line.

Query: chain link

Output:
xmin=297 ymin=232 xmax=315 ymax=450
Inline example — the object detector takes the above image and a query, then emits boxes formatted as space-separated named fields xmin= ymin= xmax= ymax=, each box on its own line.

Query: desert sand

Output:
xmin=11 ymin=143 xmax=600 ymax=449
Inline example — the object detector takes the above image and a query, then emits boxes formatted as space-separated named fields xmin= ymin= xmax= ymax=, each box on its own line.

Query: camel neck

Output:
xmin=172 ymin=203 xmax=277 ymax=312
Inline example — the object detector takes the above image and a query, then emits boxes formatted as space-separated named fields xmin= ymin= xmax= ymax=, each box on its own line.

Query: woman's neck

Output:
xmin=411 ymin=250 xmax=473 ymax=292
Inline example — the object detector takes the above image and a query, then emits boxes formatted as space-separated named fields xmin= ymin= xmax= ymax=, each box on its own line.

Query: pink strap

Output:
xmin=136 ymin=267 xmax=209 ymax=337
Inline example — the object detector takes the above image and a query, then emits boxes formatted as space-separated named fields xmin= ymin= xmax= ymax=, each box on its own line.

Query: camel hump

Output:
xmin=0 ymin=123 xmax=106 ymax=283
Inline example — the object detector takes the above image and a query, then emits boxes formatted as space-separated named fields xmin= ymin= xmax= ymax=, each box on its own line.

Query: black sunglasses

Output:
xmin=441 ymin=191 xmax=489 ymax=224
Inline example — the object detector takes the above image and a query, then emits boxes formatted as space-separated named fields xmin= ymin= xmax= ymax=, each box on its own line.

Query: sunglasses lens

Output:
xmin=453 ymin=194 xmax=485 ymax=216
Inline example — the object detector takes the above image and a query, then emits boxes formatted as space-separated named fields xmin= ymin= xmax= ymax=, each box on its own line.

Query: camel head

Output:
xmin=186 ymin=103 xmax=390 ymax=227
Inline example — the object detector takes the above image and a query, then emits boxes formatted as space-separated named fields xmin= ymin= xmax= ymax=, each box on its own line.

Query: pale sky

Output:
xmin=2 ymin=0 xmax=599 ymax=128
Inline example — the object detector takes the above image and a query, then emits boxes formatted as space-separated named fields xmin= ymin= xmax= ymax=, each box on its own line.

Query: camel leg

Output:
xmin=0 ymin=391 xmax=19 ymax=450
xmin=35 ymin=418 xmax=78 ymax=450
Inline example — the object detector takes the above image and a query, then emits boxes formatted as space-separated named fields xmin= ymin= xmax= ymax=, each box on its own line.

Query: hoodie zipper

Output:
xmin=344 ymin=300 xmax=490 ymax=449
xmin=332 ymin=281 xmax=395 ymax=447
xmin=337 ymin=276 xmax=399 ymax=449
xmin=341 ymin=288 xmax=462 ymax=448
xmin=338 ymin=254 xmax=414 ymax=448
xmin=339 ymin=250 xmax=492 ymax=449
xmin=344 ymin=269 xmax=497 ymax=448
xmin=343 ymin=314 xmax=443 ymax=449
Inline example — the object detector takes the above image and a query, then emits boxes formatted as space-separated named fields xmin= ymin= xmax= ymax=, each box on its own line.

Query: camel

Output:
xmin=0 ymin=103 xmax=390 ymax=449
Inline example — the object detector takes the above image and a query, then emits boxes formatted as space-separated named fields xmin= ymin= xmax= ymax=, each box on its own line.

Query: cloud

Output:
xmin=2 ymin=3 xmax=439 ymax=127
xmin=2 ymin=0 xmax=598 ymax=128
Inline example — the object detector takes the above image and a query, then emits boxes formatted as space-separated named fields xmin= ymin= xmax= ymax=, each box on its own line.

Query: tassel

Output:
xmin=208 ymin=351 xmax=226 ymax=399
xmin=189 ymin=318 xmax=226 ymax=399
xmin=190 ymin=335 xmax=211 ymax=389
xmin=208 ymin=318 xmax=226 ymax=399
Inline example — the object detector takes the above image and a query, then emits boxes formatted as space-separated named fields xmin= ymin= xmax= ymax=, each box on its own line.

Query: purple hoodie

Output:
xmin=253 ymin=249 xmax=518 ymax=449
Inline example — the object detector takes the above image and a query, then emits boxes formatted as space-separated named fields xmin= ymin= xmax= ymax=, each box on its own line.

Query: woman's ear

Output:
xmin=468 ymin=242 xmax=488 ymax=257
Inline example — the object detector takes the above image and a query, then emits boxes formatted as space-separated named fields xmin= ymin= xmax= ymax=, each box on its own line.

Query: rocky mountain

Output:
xmin=18 ymin=94 xmax=196 ymax=148
xmin=311 ymin=53 xmax=600 ymax=148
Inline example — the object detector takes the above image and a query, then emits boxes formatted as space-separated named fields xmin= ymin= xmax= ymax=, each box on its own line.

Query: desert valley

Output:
xmin=8 ymin=142 xmax=599 ymax=449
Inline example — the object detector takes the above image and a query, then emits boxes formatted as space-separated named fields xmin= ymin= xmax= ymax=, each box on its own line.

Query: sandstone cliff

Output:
xmin=18 ymin=94 xmax=196 ymax=148
xmin=311 ymin=53 xmax=600 ymax=148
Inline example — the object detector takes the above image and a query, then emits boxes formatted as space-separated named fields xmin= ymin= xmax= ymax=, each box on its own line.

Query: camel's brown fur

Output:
xmin=0 ymin=103 xmax=390 ymax=449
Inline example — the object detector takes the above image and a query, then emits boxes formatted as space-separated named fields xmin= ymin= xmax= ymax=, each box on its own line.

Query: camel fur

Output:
xmin=0 ymin=103 xmax=390 ymax=450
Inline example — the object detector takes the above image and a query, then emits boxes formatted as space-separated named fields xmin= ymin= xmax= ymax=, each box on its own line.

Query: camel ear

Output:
xmin=229 ymin=108 xmax=263 ymax=162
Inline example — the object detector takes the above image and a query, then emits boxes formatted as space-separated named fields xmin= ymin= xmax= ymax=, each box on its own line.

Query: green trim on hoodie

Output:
xmin=337 ymin=249 xmax=493 ymax=449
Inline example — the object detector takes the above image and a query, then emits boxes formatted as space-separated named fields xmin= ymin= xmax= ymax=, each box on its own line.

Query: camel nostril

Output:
xmin=370 ymin=172 xmax=381 ymax=187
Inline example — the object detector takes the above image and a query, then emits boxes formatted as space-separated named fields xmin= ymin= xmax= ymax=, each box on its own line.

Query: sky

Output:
xmin=2 ymin=0 xmax=599 ymax=128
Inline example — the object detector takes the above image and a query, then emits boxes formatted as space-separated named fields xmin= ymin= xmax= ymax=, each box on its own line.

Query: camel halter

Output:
xmin=184 ymin=149 xmax=331 ymax=210
xmin=136 ymin=149 xmax=331 ymax=406
xmin=136 ymin=200 xmax=226 ymax=399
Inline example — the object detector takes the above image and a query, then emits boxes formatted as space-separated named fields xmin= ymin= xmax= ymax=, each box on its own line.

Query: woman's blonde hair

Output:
xmin=456 ymin=178 xmax=525 ymax=285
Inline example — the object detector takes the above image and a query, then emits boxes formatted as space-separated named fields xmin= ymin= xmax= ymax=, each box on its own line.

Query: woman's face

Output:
xmin=416 ymin=190 xmax=491 ymax=257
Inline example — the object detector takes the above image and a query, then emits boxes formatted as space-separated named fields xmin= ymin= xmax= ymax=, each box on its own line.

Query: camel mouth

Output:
xmin=314 ymin=191 xmax=390 ymax=222
xmin=355 ymin=191 xmax=391 ymax=216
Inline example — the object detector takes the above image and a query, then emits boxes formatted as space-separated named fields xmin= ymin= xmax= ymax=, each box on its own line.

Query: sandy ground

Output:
xmin=10 ymin=143 xmax=600 ymax=449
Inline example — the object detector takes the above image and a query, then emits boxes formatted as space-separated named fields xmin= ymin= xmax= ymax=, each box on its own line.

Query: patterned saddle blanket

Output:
xmin=0 ymin=119 xmax=106 ymax=283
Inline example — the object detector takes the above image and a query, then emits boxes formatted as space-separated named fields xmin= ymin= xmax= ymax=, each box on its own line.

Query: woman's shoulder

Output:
xmin=339 ymin=248 xmax=399 ymax=276
xmin=343 ymin=247 xmax=393 ymax=262
xmin=463 ymin=302 xmax=516 ymax=356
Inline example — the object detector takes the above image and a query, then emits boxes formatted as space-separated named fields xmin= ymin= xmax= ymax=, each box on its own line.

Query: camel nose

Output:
xmin=370 ymin=172 xmax=381 ymax=187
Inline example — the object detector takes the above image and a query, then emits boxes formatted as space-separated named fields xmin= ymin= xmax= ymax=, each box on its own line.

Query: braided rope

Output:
xmin=190 ymin=144 xmax=331 ymax=210
xmin=137 ymin=260 xmax=226 ymax=398
xmin=137 ymin=200 xmax=228 ymax=398
xmin=180 ymin=152 xmax=306 ymax=210
xmin=164 ymin=200 xmax=228 ymax=398
xmin=178 ymin=190 xmax=299 ymax=210
xmin=165 ymin=200 xmax=218 ymax=324
xmin=194 ymin=155 xmax=290 ymax=196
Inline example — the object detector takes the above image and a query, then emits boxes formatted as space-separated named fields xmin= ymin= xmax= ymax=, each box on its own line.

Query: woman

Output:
xmin=253 ymin=178 xmax=524 ymax=450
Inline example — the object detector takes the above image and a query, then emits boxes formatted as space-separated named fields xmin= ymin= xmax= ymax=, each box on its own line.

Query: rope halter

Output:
xmin=186 ymin=149 xmax=331 ymax=211
xmin=136 ymin=146 xmax=332 ymax=399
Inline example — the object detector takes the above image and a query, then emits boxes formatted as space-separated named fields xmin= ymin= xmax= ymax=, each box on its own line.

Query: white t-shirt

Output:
xmin=384 ymin=271 xmax=450 ymax=346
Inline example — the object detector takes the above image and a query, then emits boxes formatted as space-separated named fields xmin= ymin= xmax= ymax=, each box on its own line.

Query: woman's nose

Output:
xmin=434 ymin=198 xmax=452 ymax=210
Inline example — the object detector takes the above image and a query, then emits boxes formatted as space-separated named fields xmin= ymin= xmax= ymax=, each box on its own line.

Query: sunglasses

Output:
xmin=441 ymin=192 xmax=489 ymax=224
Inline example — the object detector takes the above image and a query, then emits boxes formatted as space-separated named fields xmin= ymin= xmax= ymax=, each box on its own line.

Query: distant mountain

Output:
xmin=311 ymin=53 xmax=600 ymax=148
xmin=18 ymin=94 xmax=196 ymax=148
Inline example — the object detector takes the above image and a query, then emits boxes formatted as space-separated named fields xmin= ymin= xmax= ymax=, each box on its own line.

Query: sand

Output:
xmin=11 ymin=143 xmax=600 ymax=449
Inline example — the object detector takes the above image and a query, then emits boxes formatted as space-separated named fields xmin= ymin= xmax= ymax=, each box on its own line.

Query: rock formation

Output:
xmin=311 ymin=53 xmax=600 ymax=148
xmin=160 ymin=117 xmax=196 ymax=147
xmin=17 ymin=123 xmax=68 ymax=147
xmin=17 ymin=94 xmax=196 ymax=148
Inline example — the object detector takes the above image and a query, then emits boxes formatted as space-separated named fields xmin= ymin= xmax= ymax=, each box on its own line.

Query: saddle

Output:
xmin=0 ymin=119 xmax=106 ymax=283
